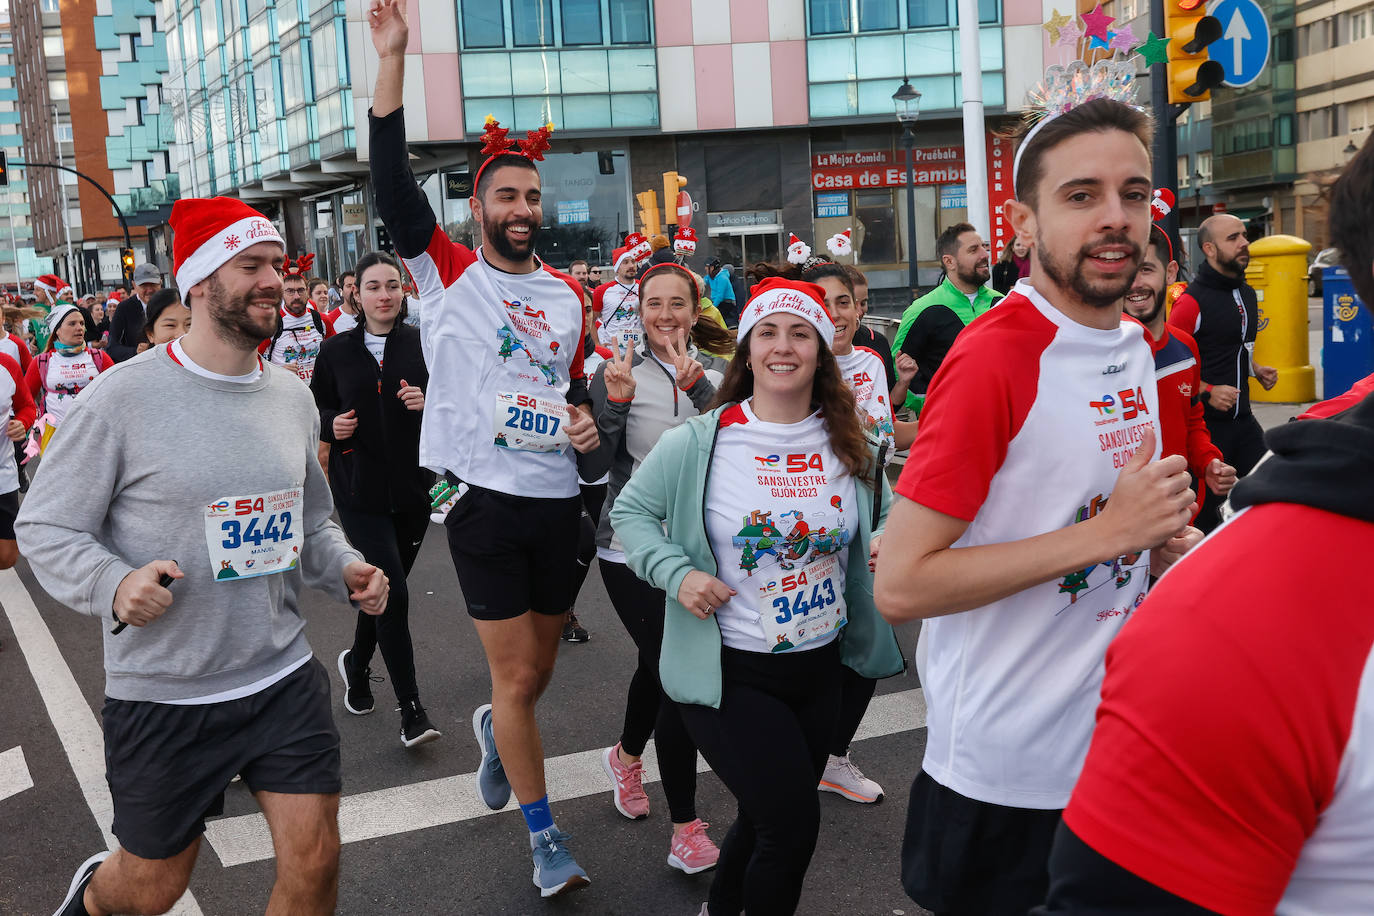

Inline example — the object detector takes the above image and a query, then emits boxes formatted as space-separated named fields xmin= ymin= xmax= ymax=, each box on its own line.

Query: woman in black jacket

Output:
xmin=312 ymin=250 xmax=439 ymax=748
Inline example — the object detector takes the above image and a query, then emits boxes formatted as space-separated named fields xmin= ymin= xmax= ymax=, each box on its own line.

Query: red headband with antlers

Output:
xmin=282 ymin=253 xmax=315 ymax=278
xmin=473 ymin=115 xmax=556 ymax=192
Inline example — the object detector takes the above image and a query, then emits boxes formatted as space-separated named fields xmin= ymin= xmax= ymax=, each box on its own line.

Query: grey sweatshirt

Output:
xmin=589 ymin=345 xmax=727 ymax=555
xmin=15 ymin=346 xmax=363 ymax=702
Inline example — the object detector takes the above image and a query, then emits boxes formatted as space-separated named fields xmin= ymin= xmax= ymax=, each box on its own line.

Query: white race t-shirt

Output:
xmin=0 ymin=331 xmax=28 ymax=367
xmin=363 ymin=332 xmax=387 ymax=367
xmin=43 ymin=350 xmax=102 ymax=427
xmin=331 ymin=309 xmax=359 ymax=334
xmin=895 ymin=280 xmax=1159 ymax=809
xmin=706 ymin=401 xmax=857 ymax=654
xmin=595 ymin=281 xmax=642 ymax=350
xmin=835 ymin=346 xmax=896 ymax=454
xmin=263 ymin=308 xmax=328 ymax=382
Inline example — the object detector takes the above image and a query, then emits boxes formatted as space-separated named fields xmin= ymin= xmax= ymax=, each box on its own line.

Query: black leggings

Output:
xmin=568 ymin=483 xmax=607 ymax=612
xmin=599 ymin=559 xmax=699 ymax=824
xmin=1196 ymin=413 xmax=1267 ymax=533
xmin=678 ymin=641 xmax=843 ymax=916
xmin=831 ymin=666 xmax=878 ymax=756
xmin=337 ymin=506 xmax=429 ymax=702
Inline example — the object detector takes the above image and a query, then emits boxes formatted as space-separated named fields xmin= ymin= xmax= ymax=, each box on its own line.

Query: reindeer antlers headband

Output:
xmin=282 ymin=253 xmax=315 ymax=278
xmin=473 ymin=115 xmax=556 ymax=191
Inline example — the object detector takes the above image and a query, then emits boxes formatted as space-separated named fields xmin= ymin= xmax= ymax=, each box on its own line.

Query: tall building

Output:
xmin=13 ymin=0 xmax=170 ymax=294
xmin=162 ymin=0 xmax=1055 ymax=301
xmin=0 ymin=0 xmax=49 ymax=290
xmin=1292 ymin=0 xmax=1374 ymax=250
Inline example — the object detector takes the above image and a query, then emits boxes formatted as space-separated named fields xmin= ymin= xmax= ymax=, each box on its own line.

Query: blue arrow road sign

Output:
xmin=1208 ymin=0 xmax=1271 ymax=88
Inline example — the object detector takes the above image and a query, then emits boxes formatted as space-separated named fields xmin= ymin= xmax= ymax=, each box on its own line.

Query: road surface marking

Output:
xmin=0 ymin=569 xmax=204 ymax=915
xmin=0 ymin=745 xmax=33 ymax=801
xmin=205 ymin=685 xmax=926 ymax=867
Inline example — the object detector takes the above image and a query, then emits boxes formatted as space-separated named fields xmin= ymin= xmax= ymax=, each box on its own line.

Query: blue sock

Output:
xmin=520 ymin=795 xmax=555 ymax=835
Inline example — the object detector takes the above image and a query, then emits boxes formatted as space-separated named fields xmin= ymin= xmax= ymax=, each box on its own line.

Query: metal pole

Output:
xmin=957 ymin=0 xmax=989 ymax=240
xmin=53 ymin=105 xmax=75 ymax=285
xmin=904 ymin=125 xmax=919 ymax=296
xmin=1149 ymin=0 xmax=1183 ymax=255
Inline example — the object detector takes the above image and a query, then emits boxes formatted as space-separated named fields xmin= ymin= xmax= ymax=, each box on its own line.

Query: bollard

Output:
xmin=1244 ymin=235 xmax=1316 ymax=403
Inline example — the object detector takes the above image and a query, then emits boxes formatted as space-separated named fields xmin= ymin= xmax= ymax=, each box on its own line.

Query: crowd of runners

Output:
xmin=8 ymin=0 xmax=1374 ymax=914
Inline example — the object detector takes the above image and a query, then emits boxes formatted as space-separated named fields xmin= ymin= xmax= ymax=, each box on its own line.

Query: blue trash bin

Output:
xmin=1322 ymin=265 xmax=1374 ymax=399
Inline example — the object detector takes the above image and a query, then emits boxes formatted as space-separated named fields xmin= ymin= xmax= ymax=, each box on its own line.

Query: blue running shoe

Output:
xmin=472 ymin=704 xmax=510 ymax=810
xmin=530 ymin=828 xmax=590 ymax=898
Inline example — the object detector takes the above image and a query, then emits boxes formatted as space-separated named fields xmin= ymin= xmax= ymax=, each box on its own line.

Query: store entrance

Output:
xmin=710 ymin=229 xmax=781 ymax=271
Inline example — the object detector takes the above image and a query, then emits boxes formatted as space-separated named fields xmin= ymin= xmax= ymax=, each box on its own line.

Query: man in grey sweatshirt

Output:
xmin=24 ymin=195 xmax=389 ymax=916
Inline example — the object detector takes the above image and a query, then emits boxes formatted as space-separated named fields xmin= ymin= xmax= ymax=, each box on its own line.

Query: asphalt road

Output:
xmin=0 ymin=522 xmax=929 ymax=916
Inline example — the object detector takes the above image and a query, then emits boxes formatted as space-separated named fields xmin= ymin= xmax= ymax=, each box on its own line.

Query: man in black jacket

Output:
xmin=1166 ymin=213 xmax=1277 ymax=531
xmin=107 ymin=263 xmax=163 ymax=361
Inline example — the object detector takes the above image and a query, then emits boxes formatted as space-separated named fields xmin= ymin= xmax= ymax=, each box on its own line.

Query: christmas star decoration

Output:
xmin=1109 ymin=23 xmax=1138 ymax=52
xmin=1043 ymin=8 xmax=1072 ymax=43
xmin=1056 ymin=16 xmax=1083 ymax=48
xmin=1081 ymin=3 xmax=1116 ymax=42
xmin=1137 ymin=31 xmax=1171 ymax=66
xmin=1089 ymin=30 xmax=1113 ymax=50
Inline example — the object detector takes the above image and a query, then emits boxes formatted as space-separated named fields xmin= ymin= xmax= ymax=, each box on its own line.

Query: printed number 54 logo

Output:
xmin=1091 ymin=387 xmax=1150 ymax=420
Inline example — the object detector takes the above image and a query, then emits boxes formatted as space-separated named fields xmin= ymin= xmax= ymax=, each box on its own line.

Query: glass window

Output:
xmin=561 ymin=50 xmax=610 ymax=92
xmin=312 ymin=23 xmax=339 ymax=96
xmin=610 ymin=0 xmax=650 ymax=43
xmin=860 ymin=0 xmax=899 ymax=30
xmin=280 ymin=41 xmax=305 ymax=109
xmin=513 ymin=0 xmax=555 ymax=46
xmin=48 ymin=78 xmax=68 ymax=100
xmin=810 ymin=0 xmax=851 ymax=34
xmin=855 ymin=189 xmax=896 ymax=264
xmin=610 ymin=92 xmax=656 ymax=126
xmin=810 ymin=81 xmax=857 ymax=118
xmin=510 ymin=51 xmax=562 ymax=94
xmin=465 ymin=98 xmax=515 ymax=134
xmin=907 ymin=0 xmax=948 ymax=28
xmin=514 ymin=95 xmax=563 ymax=128
xmin=42 ymin=35 xmax=63 ymax=56
xmin=856 ymin=35 xmax=905 ymax=79
xmin=462 ymin=1 xmax=505 ymax=48
xmin=808 ymin=38 xmax=856 ymax=82
xmin=905 ymin=30 xmax=953 ymax=74
xmin=201 ymin=0 xmax=220 ymax=55
xmin=250 ymin=13 xmax=270 ymax=53
xmin=608 ymin=48 xmax=656 ymax=91
xmin=462 ymin=55 xmax=513 ymax=96
xmin=1276 ymin=113 xmax=1293 ymax=146
xmin=562 ymin=94 xmax=611 ymax=128
xmin=979 ymin=0 xmax=999 ymax=24
xmin=562 ymin=0 xmax=602 ymax=44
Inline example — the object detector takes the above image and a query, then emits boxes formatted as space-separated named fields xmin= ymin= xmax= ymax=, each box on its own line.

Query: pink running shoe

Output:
xmin=668 ymin=820 xmax=720 ymax=875
xmin=601 ymin=742 xmax=649 ymax=820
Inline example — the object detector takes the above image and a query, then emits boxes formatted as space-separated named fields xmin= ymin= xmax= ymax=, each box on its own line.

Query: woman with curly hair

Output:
xmin=610 ymin=277 xmax=903 ymax=916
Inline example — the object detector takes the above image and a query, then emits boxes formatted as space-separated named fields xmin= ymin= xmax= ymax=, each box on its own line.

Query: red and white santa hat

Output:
xmin=170 ymin=197 xmax=284 ymax=298
xmin=673 ymin=227 xmax=698 ymax=257
xmin=736 ymin=277 xmax=835 ymax=347
xmin=34 ymin=274 xmax=73 ymax=300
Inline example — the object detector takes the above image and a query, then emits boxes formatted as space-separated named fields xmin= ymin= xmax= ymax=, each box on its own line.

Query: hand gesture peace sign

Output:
xmin=665 ymin=331 xmax=705 ymax=391
xmin=603 ymin=337 xmax=637 ymax=402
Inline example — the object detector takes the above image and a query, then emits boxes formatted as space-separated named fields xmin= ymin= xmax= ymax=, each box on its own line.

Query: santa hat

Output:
xmin=737 ymin=278 xmax=835 ymax=347
xmin=785 ymin=234 xmax=812 ymax=266
xmin=105 ymin=289 xmax=124 ymax=309
xmin=170 ymin=197 xmax=284 ymax=298
xmin=623 ymin=232 xmax=652 ymax=264
xmin=825 ymin=229 xmax=853 ymax=259
xmin=34 ymin=274 xmax=65 ymax=297
xmin=673 ymin=227 xmax=698 ymax=258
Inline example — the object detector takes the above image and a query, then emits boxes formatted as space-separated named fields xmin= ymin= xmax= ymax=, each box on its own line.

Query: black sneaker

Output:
xmin=337 ymin=649 xmax=375 ymax=716
xmin=54 ymin=851 xmax=108 ymax=916
xmin=561 ymin=611 xmax=590 ymax=643
xmin=399 ymin=698 xmax=441 ymax=748
xmin=17 ymin=465 xmax=28 ymax=494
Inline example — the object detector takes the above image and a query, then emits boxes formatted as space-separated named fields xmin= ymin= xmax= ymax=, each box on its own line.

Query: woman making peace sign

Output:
xmin=590 ymin=262 xmax=729 ymax=874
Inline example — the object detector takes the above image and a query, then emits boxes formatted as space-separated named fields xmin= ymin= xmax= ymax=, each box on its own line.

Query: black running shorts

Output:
xmin=102 ymin=657 xmax=341 ymax=860
xmin=0 ymin=489 xmax=17 ymax=540
xmin=444 ymin=481 xmax=582 ymax=620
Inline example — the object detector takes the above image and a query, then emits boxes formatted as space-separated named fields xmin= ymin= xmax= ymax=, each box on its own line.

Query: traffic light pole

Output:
xmin=11 ymin=160 xmax=134 ymax=287
xmin=1151 ymin=0 xmax=1184 ymax=265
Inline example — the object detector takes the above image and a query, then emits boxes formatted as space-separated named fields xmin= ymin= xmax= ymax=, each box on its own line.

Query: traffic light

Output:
xmin=120 ymin=248 xmax=135 ymax=288
xmin=0 ymin=151 xmax=8 ymax=188
xmin=661 ymin=171 xmax=687 ymax=228
xmin=1166 ymin=1 xmax=1225 ymax=104
xmin=636 ymin=189 xmax=661 ymax=238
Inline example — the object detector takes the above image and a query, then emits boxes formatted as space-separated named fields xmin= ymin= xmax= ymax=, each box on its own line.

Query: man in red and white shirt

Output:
xmin=1122 ymin=225 xmax=1236 ymax=513
xmin=874 ymin=99 xmax=1201 ymax=915
xmin=368 ymin=0 xmax=601 ymax=897
xmin=260 ymin=269 xmax=334 ymax=382
xmin=592 ymin=249 xmax=642 ymax=350
xmin=1038 ymin=123 xmax=1374 ymax=916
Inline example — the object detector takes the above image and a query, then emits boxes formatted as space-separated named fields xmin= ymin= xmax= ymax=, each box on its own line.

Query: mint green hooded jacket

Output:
xmin=609 ymin=403 xmax=906 ymax=709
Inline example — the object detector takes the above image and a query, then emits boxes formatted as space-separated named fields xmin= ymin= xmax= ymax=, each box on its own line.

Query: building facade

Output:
xmin=0 ymin=2 xmax=49 ymax=290
xmin=162 ymin=0 xmax=1056 ymax=303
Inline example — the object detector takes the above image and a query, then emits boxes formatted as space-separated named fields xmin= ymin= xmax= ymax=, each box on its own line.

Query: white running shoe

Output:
xmin=818 ymin=753 xmax=884 ymax=803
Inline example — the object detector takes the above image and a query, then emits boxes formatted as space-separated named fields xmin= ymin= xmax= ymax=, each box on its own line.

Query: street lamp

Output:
xmin=1193 ymin=170 xmax=1203 ymax=222
xmin=1344 ymin=139 xmax=1359 ymax=158
xmin=893 ymin=78 xmax=922 ymax=297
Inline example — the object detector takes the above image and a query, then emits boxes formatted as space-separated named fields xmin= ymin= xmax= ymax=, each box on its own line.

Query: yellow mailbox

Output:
xmin=1245 ymin=235 xmax=1316 ymax=403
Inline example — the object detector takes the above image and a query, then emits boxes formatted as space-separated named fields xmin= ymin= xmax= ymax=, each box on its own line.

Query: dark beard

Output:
xmin=485 ymin=218 xmax=539 ymax=263
xmin=1036 ymin=230 xmax=1141 ymax=309
xmin=1216 ymin=250 xmax=1250 ymax=277
xmin=956 ymin=263 xmax=990 ymax=288
xmin=205 ymin=276 xmax=279 ymax=350
xmin=1128 ymin=286 xmax=1167 ymax=326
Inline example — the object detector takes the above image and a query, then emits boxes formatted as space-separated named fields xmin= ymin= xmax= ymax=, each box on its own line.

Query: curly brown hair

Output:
xmin=709 ymin=329 xmax=873 ymax=483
